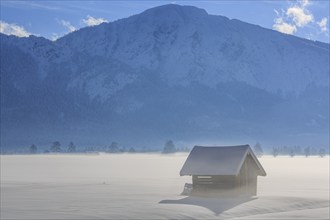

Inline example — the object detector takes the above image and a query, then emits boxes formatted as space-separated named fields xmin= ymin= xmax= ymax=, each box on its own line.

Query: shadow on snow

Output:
xmin=159 ymin=196 xmax=256 ymax=215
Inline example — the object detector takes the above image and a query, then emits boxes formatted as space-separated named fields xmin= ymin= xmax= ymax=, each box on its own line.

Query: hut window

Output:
xmin=197 ymin=176 xmax=212 ymax=179
xmin=195 ymin=176 xmax=213 ymax=185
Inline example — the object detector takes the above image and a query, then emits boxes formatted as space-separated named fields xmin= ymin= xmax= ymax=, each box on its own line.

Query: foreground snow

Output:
xmin=1 ymin=154 xmax=329 ymax=219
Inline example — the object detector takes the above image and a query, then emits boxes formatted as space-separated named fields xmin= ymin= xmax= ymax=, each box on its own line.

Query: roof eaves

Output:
xmin=247 ymin=148 xmax=267 ymax=176
xmin=235 ymin=147 xmax=249 ymax=176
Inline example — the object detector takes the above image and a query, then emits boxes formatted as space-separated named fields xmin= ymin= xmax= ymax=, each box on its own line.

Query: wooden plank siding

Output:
xmin=191 ymin=154 xmax=259 ymax=196
xmin=237 ymin=154 xmax=258 ymax=196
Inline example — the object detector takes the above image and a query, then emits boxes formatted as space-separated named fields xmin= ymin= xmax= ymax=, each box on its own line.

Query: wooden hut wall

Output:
xmin=193 ymin=175 xmax=236 ymax=189
xmin=237 ymin=154 xmax=259 ymax=195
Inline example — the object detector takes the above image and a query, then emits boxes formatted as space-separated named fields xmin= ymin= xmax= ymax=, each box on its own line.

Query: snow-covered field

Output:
xmin=1 ymin=153 xmax=329 ymax=219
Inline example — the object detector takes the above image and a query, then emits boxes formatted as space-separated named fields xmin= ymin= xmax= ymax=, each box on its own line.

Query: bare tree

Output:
xmin=163 ymin=140 xmax=176 ymax=153
xmin=289 ymin=147 xmax=295 ymax=157
xmin=108 ymin=142 xmax=119 ymax=153
xmin=319 ymin=148 xmax=326 ymax=158
xmin=253 ymin=142 xmax=263 ymax=157
xmin=272 ymin=147 xmax=279 ymax=157
xmin=50 ymin=141 xmax=61 ymax=153
xmin=67 ymin=142 xmax=76 ymax=153
xmin=29 ymin=144 xmax=37 ymax=154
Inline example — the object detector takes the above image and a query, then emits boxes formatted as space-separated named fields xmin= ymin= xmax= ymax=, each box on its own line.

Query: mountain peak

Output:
xmin=141 ymin=4 xmax=208 ymax=18
xmin=1 ymin=4 xmax=329 ymax=148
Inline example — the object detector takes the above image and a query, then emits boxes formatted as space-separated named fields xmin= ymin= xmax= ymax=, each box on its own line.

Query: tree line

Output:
xmin=18 ymin=141 xmax=327 ymax=157
xmin=271 ymin=145 xmax=326 ymax=157
xmin=252 ymin=142 xmax=327 ymax=158
xmin=29 ymin=141 xmax=77 ymax=154
xmin=26 ymin=140 xmax=190 ymax=154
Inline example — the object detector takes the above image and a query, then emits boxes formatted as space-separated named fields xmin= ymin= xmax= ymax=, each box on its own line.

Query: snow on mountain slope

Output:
xmin=56 ymin=4 xmax=329 ymax=97
xmin=0 ymin=34 xmax=72 ymax=80
xmin=1 ymin=4 xmax=329 ymax=149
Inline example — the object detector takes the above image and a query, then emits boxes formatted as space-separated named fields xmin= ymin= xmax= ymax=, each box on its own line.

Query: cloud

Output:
xmin=60 ymin=20 xmax=76 ymax=32
xmin=286 ymin=6 xmax=313 ymax=27
xmin=317 ymin=18 xmax=328 ymax=32
xmin=82 ymin=15 xmax=108 ymax=26
xmin=300 ymin=0 xmax=310 ymax=7
xmin=2 ymin=1 xmax=62 ymax=11
xmin=272 ymin=0 xmax=315 ymax=35
xmin=0 ymin=20 xmax=31 ymax=37
xmin=273 ymin=18 xmax=297 ymax=35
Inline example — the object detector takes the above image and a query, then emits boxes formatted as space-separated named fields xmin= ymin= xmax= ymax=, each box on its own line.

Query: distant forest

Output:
xmin=1 ymin=141 xmax=328 ymax=158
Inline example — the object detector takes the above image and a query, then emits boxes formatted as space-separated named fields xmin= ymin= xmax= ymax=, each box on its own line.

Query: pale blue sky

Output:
xmin=1 ymin=0 xmax=329 ymax=43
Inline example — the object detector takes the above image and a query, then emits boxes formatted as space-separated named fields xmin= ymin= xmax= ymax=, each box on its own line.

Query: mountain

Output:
xmin=1 ymin=4 xmax=329 ymax=150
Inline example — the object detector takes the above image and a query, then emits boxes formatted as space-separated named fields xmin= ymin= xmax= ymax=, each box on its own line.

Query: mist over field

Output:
xmin=1 ymin=154 xmax=329 ymax=219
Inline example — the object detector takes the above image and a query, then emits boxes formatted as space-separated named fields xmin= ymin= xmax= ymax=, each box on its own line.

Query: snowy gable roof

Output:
xmin=180 ymin=145 xmax=266 ymax=176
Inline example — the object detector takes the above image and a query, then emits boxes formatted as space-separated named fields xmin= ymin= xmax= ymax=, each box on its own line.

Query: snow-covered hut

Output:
xmin=180 ymin=145 xmax=266 ymax=196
